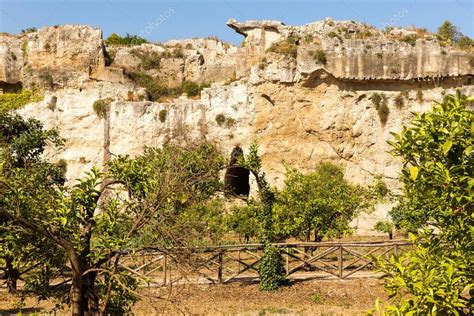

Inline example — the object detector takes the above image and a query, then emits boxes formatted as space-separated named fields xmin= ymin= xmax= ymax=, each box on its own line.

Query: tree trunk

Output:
xmin=84 ymin=272 xmax=99 ymax=315
xmin=5 ymin=256 xmax=19 ymax=293
xmin=388 ymin=232 xmax=393 ymax=240
xmin=71 ymin=272 xmax=84 ymax=316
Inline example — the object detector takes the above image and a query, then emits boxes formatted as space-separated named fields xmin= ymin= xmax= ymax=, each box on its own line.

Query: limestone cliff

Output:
xmin=1 ymin=18 xmax=473 ymax=235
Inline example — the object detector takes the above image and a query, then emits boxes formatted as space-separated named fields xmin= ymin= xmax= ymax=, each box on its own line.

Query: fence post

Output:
xmin=237 ymin=250 xmax=241 ymax=274
xmin=286 ymin=246 xmax=289 ymax=275
xmin=217 ymin=251 xmax=223 ymax=284
xmin=394 ymin=244 xmax=399 ymax=257
xmin=163 ymin=254 xmax=167 ymax=286
xmin=338 ymin=245 xmax=343 ymax=279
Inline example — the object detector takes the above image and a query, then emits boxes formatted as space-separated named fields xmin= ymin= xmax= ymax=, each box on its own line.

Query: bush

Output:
xmin=371 ymin=93 xmax=389 ymax=125
xmin=21 ymin=27 xmax=37 ymax=34
xmin=182 ymin=81 xmax=201 ymax=97
xmin=127 ymin=72 xmax=173 ymax=101
xmin=158 ymin=109 xmax=167 ymax=123
xmin=0 ymin=89 xmax=44 ymax=112
xmin=215 ymin=114 xmax=226 ymax=126
xmin=105 ymin=33 xmax=148 ymax=46
xmin=130 ymin=49 xmax=162 ymax=70
xmin=400 ymin=35 xmax=417 ymax=46
xmin=309 ymin=49 xmax=327 ymax=65
xmin=394 ymin=93 xmax=405 ymax=109
xmin=374 ymin=220 xmax=394 ymax=239
xmin=267 ymin=37 xmax=299 ymax=58
xmin=456 ymin=36 xmax=473 ymax=50
xmin=92 ymin=99 xmax=111 ymax=119
xmin=416 ymin=89 xmax=423 ymax=102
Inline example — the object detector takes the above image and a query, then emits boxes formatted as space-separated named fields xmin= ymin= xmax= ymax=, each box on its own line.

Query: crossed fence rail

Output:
xmin=119 ymin=240 xmax=411 ymax=286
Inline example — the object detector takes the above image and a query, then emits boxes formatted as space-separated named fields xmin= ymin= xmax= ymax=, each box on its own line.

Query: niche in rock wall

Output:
xmin=224 ymin=146 xmax=250 ymax=196
xmin=0 ymin=81 xmax=22 ymax=94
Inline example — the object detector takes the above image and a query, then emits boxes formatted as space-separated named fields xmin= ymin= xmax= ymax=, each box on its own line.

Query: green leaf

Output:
xmin=442 ymin=140 xmax=453 ymax=155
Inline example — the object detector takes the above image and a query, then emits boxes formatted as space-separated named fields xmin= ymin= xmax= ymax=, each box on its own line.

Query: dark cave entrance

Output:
xmin=224 ymin=146 xmax=250 ymax=196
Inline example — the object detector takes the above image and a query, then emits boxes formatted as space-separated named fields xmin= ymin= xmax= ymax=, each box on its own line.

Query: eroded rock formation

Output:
xmin=1 ymin=18 xmax=473 ymax=234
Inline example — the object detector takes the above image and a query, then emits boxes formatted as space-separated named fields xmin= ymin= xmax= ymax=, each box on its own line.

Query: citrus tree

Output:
xmin=0 ymin=138 xmax=224 ymax=315
xmin=375 ymin=92 xmax=473 ymax=314
xmin=0 ymin=112 xmax=66 ymax=294
xmin=273 ymin=162 xmax=381 ymax=242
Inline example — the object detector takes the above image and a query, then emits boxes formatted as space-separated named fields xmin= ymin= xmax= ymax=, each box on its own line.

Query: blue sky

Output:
xmin=0 ymin=0 xmax=473 ymax=45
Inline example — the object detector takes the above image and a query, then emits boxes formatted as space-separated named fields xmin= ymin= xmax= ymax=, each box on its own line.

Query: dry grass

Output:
xmin=0 ymin=278 xmax=387 ymax=315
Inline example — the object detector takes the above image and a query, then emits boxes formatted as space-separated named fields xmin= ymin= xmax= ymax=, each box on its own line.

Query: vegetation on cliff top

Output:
xmin=105 ymin=33 xmax=148 ymax=46
xmin=0 ymin=89 xmax=44 ymax=112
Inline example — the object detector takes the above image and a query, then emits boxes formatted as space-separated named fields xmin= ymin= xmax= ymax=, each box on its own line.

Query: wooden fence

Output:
xmin=119 ymin=240 xmax=411 ymax=286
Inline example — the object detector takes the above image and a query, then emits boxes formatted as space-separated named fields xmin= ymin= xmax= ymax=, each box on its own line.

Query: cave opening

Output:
xmin=224 ymin=146 xmax=250 ymax=196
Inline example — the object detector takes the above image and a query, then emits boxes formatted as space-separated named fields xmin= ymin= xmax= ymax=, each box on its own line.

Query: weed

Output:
xmin=158 ymin=109 xmax=167 ymax=123
xmin=309 ymin=49 xmax=327 ymax=65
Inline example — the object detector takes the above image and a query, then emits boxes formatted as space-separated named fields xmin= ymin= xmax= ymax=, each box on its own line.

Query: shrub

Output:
xmin=416 ymin=89 xmax=423 ymax=102
xmin=21 ymin=27 xmax=37 ymax=34
xmin=394 ymin=93 xmax=405 ymax=109
xmin=456 ymin=36 xmax=473 ymax=50
xmin=130 ymin=49 xmax=162 ymax=70
xmin=400 ymin=35 xmax=417 ymax=46
xmin=56 ymin=159 xmax=67 ymax=176
xmin=21 ymin=41 xmax=28 ymax=57
xmin=127 ymin=72 xmax=173 ymax=101
xmin=105 ymin=33 xmax=148 ymax=46
xmin=158 ymin=109 xmax=167 ymax=123
xmin=371 ymin=93 xmax=389 ymax=125
xmin=374 ymin=220 xmax=394 ymax=239
xmin=267 ymin=37 xmax=299 ymax=58
xmin=182 ymin=81 xmax=201 ymax=97
xmin=215 ymin=113 xmax=226 ymax=126
xmin=309 ymin=49 xmax=327 ymax=65
xmin=185 ymin=43 xmax=193 ymax=49
xmin=0 ymin=89 xmax=44 ymax=112
xmin=92 ymin=99 xmax=111 ymax=119
xmin=304 ymin=34 xmax=313 ymax=44
xmin=225 ymin=117 xmax=236 ymax=128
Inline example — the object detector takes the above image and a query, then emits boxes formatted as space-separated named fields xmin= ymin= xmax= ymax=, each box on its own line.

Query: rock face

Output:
xmin=2 ymin=19 xmax=474 ymax=235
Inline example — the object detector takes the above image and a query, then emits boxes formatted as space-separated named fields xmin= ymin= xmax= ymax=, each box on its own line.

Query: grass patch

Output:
xmin=215 ymin=114 xmax=236 ymax=128
xmin=158 ymin=109 xmax=167 ymax=123
xmin=267 ymin=36 xmax=299 ymax=58
xmin=309 ymin=49 xmax=327 ymax=65
xmin=416 ymin=89 xmax=423 ymax=102
xmin=128 ymin=72 xmax=208 ymax=101
xmin=93 ymin=98 xmax=112 ymax=119
xmin=371 ymin=93 xmax=389 ymax=125
xmin=309 ymin=293 xmax=322 ymax=304
xmin=0 ymin=89 xmax=43 ymax=112
xmin=394 ymin=93 xmax=405 ymax=109
xmin=400 ymin=35 xmax=417 ymax=46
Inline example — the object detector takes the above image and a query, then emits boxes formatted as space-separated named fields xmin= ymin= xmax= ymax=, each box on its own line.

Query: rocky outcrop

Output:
xmin=3 ymin=19 xmax=474 ymax=234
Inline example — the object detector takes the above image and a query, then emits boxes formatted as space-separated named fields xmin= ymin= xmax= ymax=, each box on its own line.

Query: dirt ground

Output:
xmin=0 ymin=278 xmax=387 ymax=315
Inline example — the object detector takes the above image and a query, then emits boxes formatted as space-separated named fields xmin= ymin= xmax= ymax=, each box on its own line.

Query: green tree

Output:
xmin=375 ymin=92 xmax=473 ymax=314
xmin=437 ymin=20 xmax=462 ymax=44
xmin=0 ymin=141 xmax=224 ymax=315
xmin=0 ymin=113 xmax=66 ymax=293
xmin=274 ymin=162 xmax=379 ymax=242
xmin=226 ymin=199 xmax=262 ymax=243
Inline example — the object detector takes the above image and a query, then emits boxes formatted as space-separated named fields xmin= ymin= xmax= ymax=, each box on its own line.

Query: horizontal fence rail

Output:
xmin=119 ymin=240 xmax=411 ymax=286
